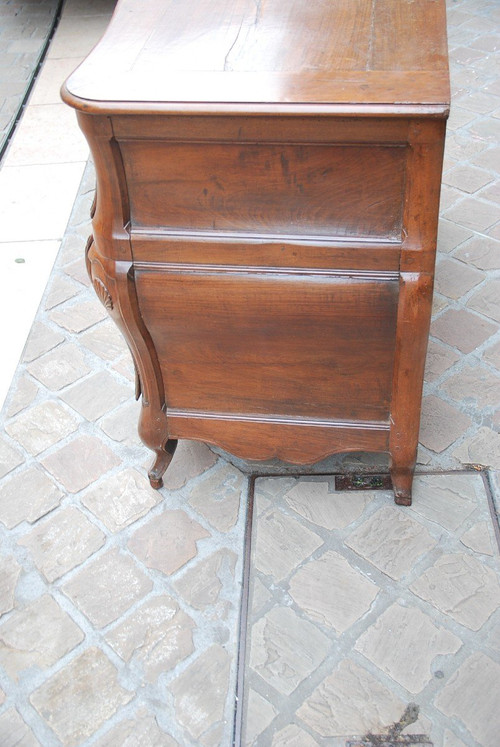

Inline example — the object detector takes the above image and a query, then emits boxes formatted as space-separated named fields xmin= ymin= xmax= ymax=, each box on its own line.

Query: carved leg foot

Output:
xmin=148 ymin=439 xmax=178 ymax=489
xmin=390 ymin=465 xmax=413 ymax=506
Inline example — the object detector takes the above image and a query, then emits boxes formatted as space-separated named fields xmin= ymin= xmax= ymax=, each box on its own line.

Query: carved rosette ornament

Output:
xmin=85 ymin=234 xmax=114 ymax=312
xmin=93 ymin=277 xmax=114 ymax=311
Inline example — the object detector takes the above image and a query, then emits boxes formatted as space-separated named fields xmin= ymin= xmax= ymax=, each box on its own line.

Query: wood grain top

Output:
xmin=63 ymin=0 xmax=449 ymax=114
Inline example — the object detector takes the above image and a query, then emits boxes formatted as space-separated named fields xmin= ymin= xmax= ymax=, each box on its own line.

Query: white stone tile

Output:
xmin=0 ymin=240 xmax=60 ymax=410
xmin=297 ymin=658 xmax=405 ymax=737
xmin=253 ymin=508 xmax=323 ymax=582
xmin=453 ymin=428 xmax=500 ymax=471
xmin=284 ymin=480 xmax=372 ymax=529
xmin=435 ymin=652 xmax=500 ymax=747
xmin=81 ymin=468 xmax=161 ymax=533
xmin=173 ymin=549 xmax=237 ymax=613
xmin=105 ymin=596 xmax=195 ymax=682
xmin=62 ymin=548 xmax=152 ymax=627
xmin=0 ymin=556 xmax=21 ymax=616
xmin=409 ymin=473 xmax=480 ymax=531
xmin=188 ymin=462 xmax=243 ymax=530
xmin=244 ymin=689 xmax=277 ymax=745
xmin=162 ymin=440 xmax=217 ymax=492
xmin=3 ymin=104 xmax=88 ymax=166
xmin=48 ymin=14 xmax=113 ymax=59
xmin=128 ymin=509 xmax=210 ymax=576
xmin=250 ymin=606 xmax=330 ymax=695
xmin=289 ymin=550 xmax=379 ymax=633
xmin=0 ymin=595 xmax=84 ymax=681
xmin=460 ymin=521 xmax=495 ymax=556
xmin=410 ymin=552 xmax=500 ymax=631
xmin=355 ymin=602 xmax=462 ymax=694
xmin=0 ymin=708 xmax=41 ymax=747
xmin=345 ymin=506 xmax=437 ymax=581
xmin=0 ymin=162 xmax=86 ymax=242
xmin=0 ymin=437 xmax=23 ymax=480
xmin=30 ymin=647 xmax=133 ymax=745
xmin=93 ymin=707 xmax=178 ymax=747
xmin=5 ymin=374 xmax=38 ymax=418
xmin=19 ymin=507 xmax=105 ymax=582
xmin=29 ymin=58 xmax=84 ymax=105
xmin=0 ymin=466 xmax=63 ymax=529
xmin=170 ymin=644 xmax=231 ymax=741
xmin=272 ymin=724 xmax=318 ymax=746
xmin=251 ymin=577 xmax=272 ymax=616
xmin=5 ymin=401 xmax=79 ymax=456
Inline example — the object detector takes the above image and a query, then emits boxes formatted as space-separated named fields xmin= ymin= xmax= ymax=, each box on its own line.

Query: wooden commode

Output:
xmin=62 ymin=0 xmax=450 ymax=505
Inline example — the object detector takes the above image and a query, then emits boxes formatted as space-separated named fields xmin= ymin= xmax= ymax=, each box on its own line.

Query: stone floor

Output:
xmin=0 ymin=0 xmax=61 ymax=157
xmin=243 ymin=473 xmax=500 ymax=746
xmin=420 ymin=0 xmax=500 ymax=473
xmin=0 ymin=0 xmax=499 ymax=744
xmin=0 ymin=0 xmax=113 ymax=408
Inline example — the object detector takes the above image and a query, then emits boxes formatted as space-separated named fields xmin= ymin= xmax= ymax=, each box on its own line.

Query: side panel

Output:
xmin=135 ymin=268 xmax=399 ymax=422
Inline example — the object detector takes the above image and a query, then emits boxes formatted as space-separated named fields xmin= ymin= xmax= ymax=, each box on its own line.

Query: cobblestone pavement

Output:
xmin=0 ymin=0 xmax=499 ymax=744
xmin=0 ymin=162 xmax=248 ymax=746
xmin=423 ymin=0 xmax=500 ymax=476
xmin=0 ymin=0 xmax=61 ymax=158
xmin=243 ymin=473 xmax=500 ymax=746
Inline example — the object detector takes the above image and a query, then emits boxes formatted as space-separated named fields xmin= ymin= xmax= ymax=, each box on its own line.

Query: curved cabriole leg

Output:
xmin=80 ymin=118 xmax=177 ymax=491
xmin=138 ymin=401 xmax=177 ymax=489
xmin=148 ymin=439 xmax=178 ymax=489
xmin=390 ymin=460 xmax=414 ymax=506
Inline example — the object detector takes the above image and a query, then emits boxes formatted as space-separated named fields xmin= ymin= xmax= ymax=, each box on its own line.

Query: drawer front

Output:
xmin=135 ymin=268 xmax=399 ymax=422
xmin=120 ymin=141 xmax=406 ymax=240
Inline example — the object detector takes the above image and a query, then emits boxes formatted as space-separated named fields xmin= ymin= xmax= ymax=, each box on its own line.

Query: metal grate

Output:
xmin=335 ymin=473 xmax=393 ymax=491
xmin=346 ymin=740 xmax=433 ymax=747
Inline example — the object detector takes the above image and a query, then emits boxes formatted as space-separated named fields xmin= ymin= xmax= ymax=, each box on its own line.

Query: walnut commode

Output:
xmin=62 ymin=0 xmax=450 ymax=504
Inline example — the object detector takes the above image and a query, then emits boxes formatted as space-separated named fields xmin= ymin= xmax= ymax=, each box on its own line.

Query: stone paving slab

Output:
xmin=243 ymin=473 xmax=500 ymax=746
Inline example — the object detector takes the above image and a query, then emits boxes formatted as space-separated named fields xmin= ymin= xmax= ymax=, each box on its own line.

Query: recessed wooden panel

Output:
xmin=135 ymin=269 xmax=399 ymax=421
xmin=121 ymin=141 xmax=406 ymax=239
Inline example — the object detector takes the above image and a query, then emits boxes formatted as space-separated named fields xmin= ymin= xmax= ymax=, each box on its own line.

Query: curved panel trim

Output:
xmin=168 ymin=409 xmax=390 ymax=431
